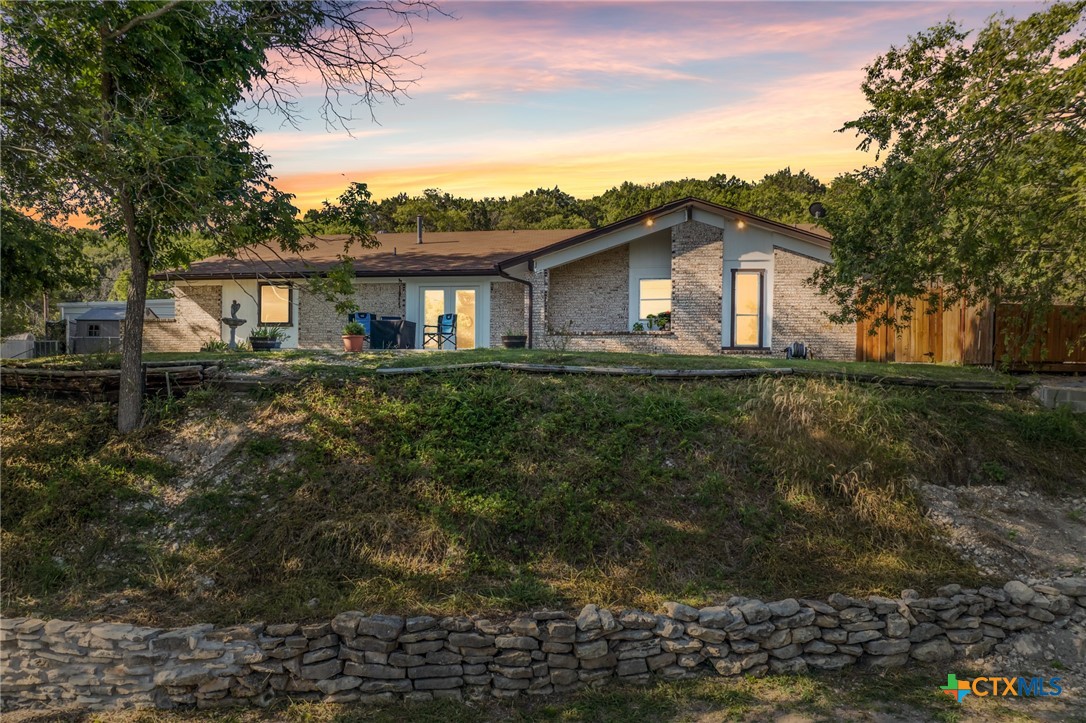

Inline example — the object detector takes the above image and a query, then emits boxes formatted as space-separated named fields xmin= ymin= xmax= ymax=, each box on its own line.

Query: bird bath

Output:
xmin=222 ymin=300 xmax=246 ymax=351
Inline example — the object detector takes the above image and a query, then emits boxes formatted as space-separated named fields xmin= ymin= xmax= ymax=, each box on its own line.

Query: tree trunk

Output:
xmin=117 ymin=197 xmax=147 ymax=433
xmin=98 ymin=31 xmax=148 ymax=433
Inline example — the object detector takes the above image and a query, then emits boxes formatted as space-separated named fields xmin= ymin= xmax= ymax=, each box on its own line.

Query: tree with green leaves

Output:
xmin=815 ymin=2 xmax=1086 ymax=339
xmin=0 ymin=207 xmax=92 ymax=336
xmin=1 ymin=1 xmax=437 ymax=431
xmin=498 ymin=187 xmax=590 ymax=230
xmin=745 ymin=168 xmax=826 ymax=224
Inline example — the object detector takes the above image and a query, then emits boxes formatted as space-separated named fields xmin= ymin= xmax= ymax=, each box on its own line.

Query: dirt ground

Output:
xmin=918 ymin=482 xmax=1086 ymax=722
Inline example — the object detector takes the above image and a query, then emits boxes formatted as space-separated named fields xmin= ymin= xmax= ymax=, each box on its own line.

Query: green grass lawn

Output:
xmin=3 ymin=361 xmax=1082 ymax=627
xmin=5 ymin=346 xmax=1022 ymax=385
xmin=374 ymin=347 xmax=1017 ymax=382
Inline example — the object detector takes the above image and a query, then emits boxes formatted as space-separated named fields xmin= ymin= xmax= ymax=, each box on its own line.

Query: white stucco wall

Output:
xmin=627 ymin=230 xmax=672 ymax=330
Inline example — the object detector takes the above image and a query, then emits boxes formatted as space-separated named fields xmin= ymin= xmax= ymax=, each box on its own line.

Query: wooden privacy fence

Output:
xmin=993 ymin=304 xmax=1086 ymax=369
xmin=857 ymin=297 xmax=1086 ymax=369
xmin=856 ymin=295 xmax=994 ymax=365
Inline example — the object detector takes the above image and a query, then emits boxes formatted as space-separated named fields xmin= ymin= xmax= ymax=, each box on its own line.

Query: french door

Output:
xmin=421 ymin=287 xmax=477 ymax=349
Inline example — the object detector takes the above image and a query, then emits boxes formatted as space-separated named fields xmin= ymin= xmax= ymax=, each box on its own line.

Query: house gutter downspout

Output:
xmin=496 ymin=262 xmax=534 ymax=349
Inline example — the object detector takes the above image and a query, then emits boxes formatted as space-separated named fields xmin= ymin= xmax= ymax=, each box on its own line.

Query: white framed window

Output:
xmin=730 ymin=270 xmax=764 ymax=347
xmin=638 ymin=278 xmax=672 ymax=320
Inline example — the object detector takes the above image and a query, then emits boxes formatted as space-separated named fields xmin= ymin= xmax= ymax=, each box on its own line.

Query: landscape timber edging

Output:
xmin=0 ymin=363 xmax=218 ymax=398
xmin=3 ymin=577 xmax=1084 ymax=712
xmin=374 ymin=361 xmax=1032 ymax=392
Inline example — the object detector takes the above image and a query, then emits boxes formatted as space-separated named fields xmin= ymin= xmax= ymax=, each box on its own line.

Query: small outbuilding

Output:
xmin=71 ymin=307 xmax=125 ymax=354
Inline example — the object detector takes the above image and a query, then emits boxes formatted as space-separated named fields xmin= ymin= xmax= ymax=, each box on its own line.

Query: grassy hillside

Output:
xmin=2 ymin=367 xmax=1083 ymax=626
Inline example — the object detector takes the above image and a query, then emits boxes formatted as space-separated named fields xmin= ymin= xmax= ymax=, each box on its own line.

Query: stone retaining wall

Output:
xmin=3 ymin=578 xmax=1084 ymax=712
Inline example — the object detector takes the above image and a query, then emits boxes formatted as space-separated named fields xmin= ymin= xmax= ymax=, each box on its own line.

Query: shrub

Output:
xmin=250 ymin=326 xmax=287 ymax=341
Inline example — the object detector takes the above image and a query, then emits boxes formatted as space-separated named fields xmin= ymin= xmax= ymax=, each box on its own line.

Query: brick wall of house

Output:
xmin=529 ymin=268 xmax=547 ymax=348
xmin=669 ymin=220 xmax=724 ymax=354
xmin=772 ymin=248 xmax=855 ymax=360
xmin=546 ymin=245 xmax=629 ymax=334
xmin=298 ymin=281 xmax=405 ymax=349
xmin=489 ymin=281 xmax=528 ymax=348
xmin=143 ymin=284 xmax=222 ymax=353
xmin=532 ymin=221 xmax=724 ymax=355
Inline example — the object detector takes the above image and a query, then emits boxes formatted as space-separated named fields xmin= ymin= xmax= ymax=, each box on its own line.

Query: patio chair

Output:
xmin=347 ymin=312 xmax=376 ymax=337
xmin=423 ymin=313 xmax=457 ymax=349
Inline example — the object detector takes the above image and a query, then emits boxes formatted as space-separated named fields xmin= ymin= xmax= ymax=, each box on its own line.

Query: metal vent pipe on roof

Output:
xmin=417 ymin=215 xmax=423 ymax=244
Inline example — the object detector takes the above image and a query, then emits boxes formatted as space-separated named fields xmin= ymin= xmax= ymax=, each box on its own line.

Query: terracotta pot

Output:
xmin=342 ymin=334 xmax=366 ymax=352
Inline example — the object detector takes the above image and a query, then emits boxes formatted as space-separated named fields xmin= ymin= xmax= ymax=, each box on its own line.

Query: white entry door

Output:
xmin=420 ymin=287 xmax=477 ymax=349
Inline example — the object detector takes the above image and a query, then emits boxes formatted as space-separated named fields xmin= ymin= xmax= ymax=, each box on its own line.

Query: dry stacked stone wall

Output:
xmin=3 ymin=577 xmax=1084 ymax=712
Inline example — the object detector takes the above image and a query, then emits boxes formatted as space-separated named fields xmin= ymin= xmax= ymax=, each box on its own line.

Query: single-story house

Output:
xmin=152 ymin=198 xmax=855 ymax=359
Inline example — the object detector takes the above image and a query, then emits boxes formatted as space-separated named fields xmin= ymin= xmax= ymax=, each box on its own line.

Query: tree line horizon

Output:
xmin=300 ymin=167 xmax=831 ymax=236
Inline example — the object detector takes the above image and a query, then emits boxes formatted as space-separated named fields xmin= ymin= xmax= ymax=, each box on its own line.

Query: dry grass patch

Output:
xmin=3 ymin=371 xmax=1084 ymax=625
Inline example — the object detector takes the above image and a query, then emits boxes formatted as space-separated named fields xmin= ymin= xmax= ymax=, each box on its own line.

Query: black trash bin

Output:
xmin=370 ymin=319 xmax=416 ymax=349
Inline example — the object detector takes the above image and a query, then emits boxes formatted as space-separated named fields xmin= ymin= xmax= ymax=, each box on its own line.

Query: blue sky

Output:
xmin=249 ymin=1 xmax=1044 ymax=210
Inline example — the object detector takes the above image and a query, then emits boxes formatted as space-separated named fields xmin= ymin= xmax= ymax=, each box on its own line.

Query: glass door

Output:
xmin=421 ymin=287 xmax=477 ymax=349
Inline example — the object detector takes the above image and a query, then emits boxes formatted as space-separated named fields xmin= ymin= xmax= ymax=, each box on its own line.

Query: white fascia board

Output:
xmin=534 ymin=208 xmax=688 ymax=271
xmin=497 ymin=261 xmax=532 ymax=277
xmin=691 ymin=207 xmax=735 ymax=229
xmin=770 ymin=238 xmax=832 ymax=264
xmin=694 ymin=207 xmax=832 ymax=261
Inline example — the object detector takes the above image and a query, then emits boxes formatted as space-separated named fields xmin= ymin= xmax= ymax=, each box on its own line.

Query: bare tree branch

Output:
xmin=105 ymin=0 xmax=186 ymax=40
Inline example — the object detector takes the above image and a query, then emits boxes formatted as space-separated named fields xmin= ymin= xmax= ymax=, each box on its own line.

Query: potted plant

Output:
xmin=501 ymin=327 xmax=528 ymax=349
xmin=342 ymin=321 xmax=367 ymax=352
xmin=249 ymin=326 xmax=286 ymax=351
xmin=655 ymin=310 xmax=671 ymax=330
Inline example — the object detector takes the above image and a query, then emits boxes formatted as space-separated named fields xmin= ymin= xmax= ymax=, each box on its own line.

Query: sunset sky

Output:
xmin=250 ymin=0 xmax=1043 ymax=211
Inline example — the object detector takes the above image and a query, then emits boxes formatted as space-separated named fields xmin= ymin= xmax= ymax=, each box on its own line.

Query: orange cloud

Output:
xmin=275 ymin=66 xmax=873 ymax=208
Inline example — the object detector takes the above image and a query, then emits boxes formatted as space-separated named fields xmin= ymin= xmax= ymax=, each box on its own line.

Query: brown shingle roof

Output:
xmin=156 ymin=198 xmax=833 ymax=281
xmin=156 ymin=229 xmax=587 ymax=280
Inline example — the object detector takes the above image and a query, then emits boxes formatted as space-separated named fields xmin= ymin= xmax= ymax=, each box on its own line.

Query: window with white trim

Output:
xmin=638 ymin=278 xmax=672 ymax=321
xmin=731 ymin=270 xmax=764 ymax=347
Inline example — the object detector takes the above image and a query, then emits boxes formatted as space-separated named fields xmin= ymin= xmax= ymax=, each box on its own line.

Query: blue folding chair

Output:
xmin=423 ymin=313 xmax=457 ymax=349
xmin=347 ymin=312 xmax=376 ymax=337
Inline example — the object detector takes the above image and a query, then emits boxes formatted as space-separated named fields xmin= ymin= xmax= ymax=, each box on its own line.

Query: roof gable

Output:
xmin=498 ymin=198 xmax=830 ymax=271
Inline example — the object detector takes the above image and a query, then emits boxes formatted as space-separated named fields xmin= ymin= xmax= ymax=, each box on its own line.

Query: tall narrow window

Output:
xmin=638 ymin=278 xmax=672 ymax=320
xmin=258 ymin=283 xmax=292 ymax=325
xmin=731 ymin=270 xmax=764 ymax=347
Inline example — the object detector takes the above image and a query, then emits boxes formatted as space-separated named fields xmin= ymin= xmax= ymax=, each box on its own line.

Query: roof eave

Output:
xmin=153 ymin=267 xmax=506 ymax=282
xmin=498 ymin=197 xmax=830 ymax=270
